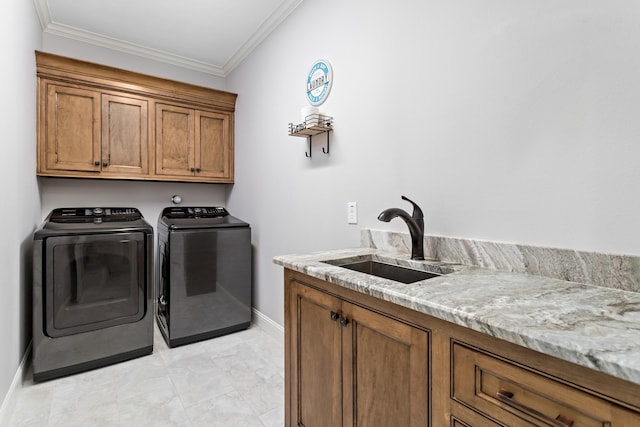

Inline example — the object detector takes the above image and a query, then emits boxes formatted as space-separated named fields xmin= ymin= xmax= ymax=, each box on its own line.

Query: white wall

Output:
xmin=39 ymin=178 xmax=227 ymax=226
xmin=0 ymin=0 xmax=41 ymax=410
xmin=226 ymin=0 xmax=640 ymax=326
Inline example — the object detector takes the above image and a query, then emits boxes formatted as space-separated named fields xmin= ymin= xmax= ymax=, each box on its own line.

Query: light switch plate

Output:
xmin=347 ymin=202 xmax=358 ymax=224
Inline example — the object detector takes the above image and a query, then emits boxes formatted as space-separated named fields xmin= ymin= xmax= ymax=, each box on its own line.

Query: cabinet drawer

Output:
xmin=452 ymin=342 xmax=640 ymax=426
xmin=450 ymin=412 xmax=501 ymax=427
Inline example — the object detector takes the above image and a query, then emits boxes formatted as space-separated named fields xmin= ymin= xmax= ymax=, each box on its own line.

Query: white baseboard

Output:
xmin=251 ymin=308 xmax=284 ymax=340
xmin=0 ymin=342 xmax=31 ymax=427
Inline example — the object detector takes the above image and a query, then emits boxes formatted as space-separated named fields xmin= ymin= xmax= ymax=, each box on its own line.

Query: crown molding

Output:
xmin=223 ymin=0 xmax=304 ymax=76
xmin=33 ymin=0 xmax=49 ymax=28
xmin=33 ymin=0 xmax=303 ymax=78
xmin=43 ymin=21 xmax=227 ymax=77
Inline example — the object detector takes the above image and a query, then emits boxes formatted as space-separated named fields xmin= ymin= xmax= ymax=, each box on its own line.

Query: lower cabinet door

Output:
xmin=289 ymin=281 xmax=343 ymax=427
xmin=344 ymin=303 xmax=429 ymax=427
xmin=288 ymin=278 xmax=430 ymax=427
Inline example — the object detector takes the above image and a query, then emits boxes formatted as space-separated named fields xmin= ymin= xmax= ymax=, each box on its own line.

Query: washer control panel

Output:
xmin=162 ymin=207 xmax=229 ymax=219
xmin=49 ymin=208 xmax=142 ymax=222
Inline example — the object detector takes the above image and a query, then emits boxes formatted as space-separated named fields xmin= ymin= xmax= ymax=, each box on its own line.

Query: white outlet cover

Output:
xmin=347 ymin=202 xmax=357 ymax=224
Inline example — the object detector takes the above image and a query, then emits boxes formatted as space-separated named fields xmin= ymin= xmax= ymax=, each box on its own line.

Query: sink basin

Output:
xmin=324 ymin=256 xmax=451 ymax=284
xmin=339 ymin=260 xmax=439 ymax=283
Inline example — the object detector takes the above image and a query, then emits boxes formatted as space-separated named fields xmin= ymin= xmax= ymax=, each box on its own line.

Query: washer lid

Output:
xmin=34 ymin=207 xmax=152 ymax=238
xmin=159 ymin=207 xmax=249 ymax=229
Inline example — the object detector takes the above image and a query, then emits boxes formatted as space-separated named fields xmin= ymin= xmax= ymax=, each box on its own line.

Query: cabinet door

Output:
xmin=44 ymin=84 xmax=101 ymax=172
xmin=343 ymin=303 xmax=429 ymax=427
xmin=194 ymin=110 xmax=232 ymax=179
xmin=289 ymin=281 xmax=343 ymax=427
xmin=101 ymin=95 xmax=149 ymax=175
xmin=155 ymin=103 xmax=194 ymax=176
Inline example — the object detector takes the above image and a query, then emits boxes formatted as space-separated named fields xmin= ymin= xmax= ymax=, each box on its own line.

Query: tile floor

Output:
xmin=8 ymin=324 xmax=284 ymax=426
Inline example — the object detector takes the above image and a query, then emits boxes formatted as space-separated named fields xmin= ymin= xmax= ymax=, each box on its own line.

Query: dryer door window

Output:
xmin=44 ymin=232 xmax=146 ymax=337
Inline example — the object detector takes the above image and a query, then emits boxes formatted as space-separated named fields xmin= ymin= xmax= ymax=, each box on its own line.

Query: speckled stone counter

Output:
xmin=273 ymin=247 xmax=640 ymax=385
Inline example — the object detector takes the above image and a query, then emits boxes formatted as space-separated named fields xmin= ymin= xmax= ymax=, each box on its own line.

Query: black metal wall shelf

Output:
xmin=288 ymin=114 xmax=333 ymax=158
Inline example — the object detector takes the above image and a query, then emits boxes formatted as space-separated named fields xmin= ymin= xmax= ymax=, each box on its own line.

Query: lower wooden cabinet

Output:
xmin=284 ymin=269 xmax=640 ymax=427
xmin=451 ymin=342 xmax=640 ymax=426
xmin=450 ymin=410 xmax=501 ymax=427
xmin=286 ymin=273 xmax=429 ymax=426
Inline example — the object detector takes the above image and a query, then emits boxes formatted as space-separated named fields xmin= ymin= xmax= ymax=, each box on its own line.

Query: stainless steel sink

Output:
xmin=324 ymin=256 xmax=452 ymax=284
xmin=338 ymin=260 xmax=439 ymax=283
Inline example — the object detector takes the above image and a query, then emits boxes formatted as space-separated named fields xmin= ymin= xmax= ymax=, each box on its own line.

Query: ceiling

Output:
xmin=33 ymin=0 xmax=303 ymax=77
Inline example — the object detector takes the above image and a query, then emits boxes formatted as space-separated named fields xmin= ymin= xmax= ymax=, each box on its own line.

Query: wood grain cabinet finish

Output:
xmin=42 ymin=84 xmax=101 ymax=173
xmin=283 ymin=269 xmax=640 ymax=427
xmin=101 ymin=94 xmax=149 ymax=176
xmin=36 ymin=51 xmax=236 ymax=183
xmin=451 ymin=342 xmax=640 ymax=427
xmin=155 ymin=104 xmax=231 ymax=179
xmin=286 ymin=272 xmax=429 ymax=427
xmin=450 ymin=412 xmax=501 ymax=427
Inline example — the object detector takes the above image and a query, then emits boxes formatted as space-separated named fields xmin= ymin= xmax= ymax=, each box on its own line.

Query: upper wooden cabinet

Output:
xmin=155 ymin=104 xmax=232 ymax=179
xmin=43 ymin=84 xmax=101 ymax=173
xmin=41 ymin=84 xmax=149 ymax=177
xmin=102 ymin=94 xmax=149 ymax=176
xmin=36 ymin=51 xmax=236 ymax=183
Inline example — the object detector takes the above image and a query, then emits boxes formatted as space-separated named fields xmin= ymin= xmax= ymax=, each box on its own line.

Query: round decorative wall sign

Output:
xmin=306 ymin=59 xmax=333 ymax=106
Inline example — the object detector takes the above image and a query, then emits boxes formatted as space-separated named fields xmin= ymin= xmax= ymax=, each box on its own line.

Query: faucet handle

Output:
xmin=401 ymin=195 xmax=423 ymax=220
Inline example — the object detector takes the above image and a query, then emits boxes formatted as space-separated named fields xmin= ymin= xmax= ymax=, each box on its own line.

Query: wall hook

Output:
xmin=322 ymin=130 xmax=330 ymax=154
xmin=288 ymin=115 xmax=333 ymax=158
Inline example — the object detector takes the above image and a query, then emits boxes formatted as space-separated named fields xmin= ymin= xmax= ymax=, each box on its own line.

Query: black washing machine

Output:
xmin=156 ymin=207 xmax=252 ymax=348
xmin=32 ymin=207 xmax=154 ymax=382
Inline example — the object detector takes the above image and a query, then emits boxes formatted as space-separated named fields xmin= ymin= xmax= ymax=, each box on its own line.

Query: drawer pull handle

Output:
xmin=339 ymin=316 xmax=349 ymax=326
xmin=496 ymin=388 xmax=574 ymax=427
xmin=555 ymin=414 xmax=574 ymax=426
xmin=330 ymin=311 xmax=339 ymax=321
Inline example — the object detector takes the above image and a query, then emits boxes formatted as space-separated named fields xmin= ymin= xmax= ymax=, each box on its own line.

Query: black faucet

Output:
xmin=377 ymin=196 xmax=425 ymax=260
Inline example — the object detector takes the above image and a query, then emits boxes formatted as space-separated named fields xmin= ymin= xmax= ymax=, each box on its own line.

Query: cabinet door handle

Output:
xmin=339 ymin=316 xmax=349 ymax=327
xmin=496 ymin=388 xmax=574 ymax=427
xmin=190 ymin=167 xmax=196 ymax=172
xmin=94 ymin=161 xmax=100 ymax=166
xmin=102 ymin=162 xmax=109 ymax=167
xmin=196 ymin=168 xmax=201 ymax=172
xmin=330 ymin=311 xmax=339 ymax=321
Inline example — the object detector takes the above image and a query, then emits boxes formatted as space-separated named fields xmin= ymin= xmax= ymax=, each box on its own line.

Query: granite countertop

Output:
xmin=274 ymin=247 xmax=640 ymax=385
